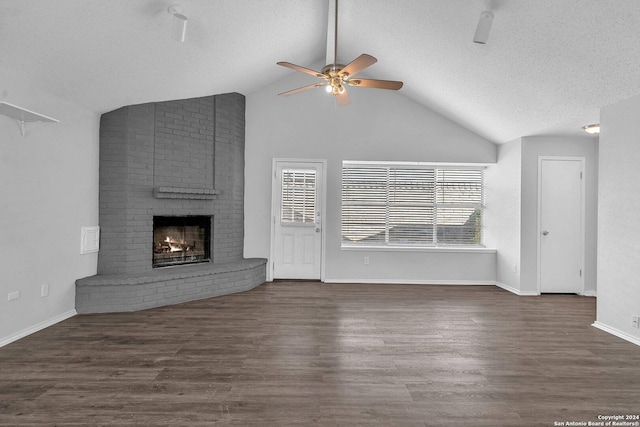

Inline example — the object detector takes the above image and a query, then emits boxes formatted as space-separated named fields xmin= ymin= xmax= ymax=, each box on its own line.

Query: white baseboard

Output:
xmin=323 ymin=278 xmax=496 ymax=286
xmin=495 ymin=282 xmax=539 ymax=296
xmin=495 ymin=282 xmax=597 ymax=298
xmin=0 ymin=309 xmax=77 ymax=348
xmin=592 ymin=321 xmax=640 ymax=347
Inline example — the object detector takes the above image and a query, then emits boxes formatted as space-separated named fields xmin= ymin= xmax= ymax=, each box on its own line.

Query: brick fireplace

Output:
xmin=76 ymin=93 xmax=266 ymax=313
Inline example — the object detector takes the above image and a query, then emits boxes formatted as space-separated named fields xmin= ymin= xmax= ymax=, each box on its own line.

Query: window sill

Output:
xmin=340 ymin=245 xmax=496 ymax=254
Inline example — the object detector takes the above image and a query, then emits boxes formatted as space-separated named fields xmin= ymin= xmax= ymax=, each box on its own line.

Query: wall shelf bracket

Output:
xmin=0 ymin=101 xmax=59 ymax=137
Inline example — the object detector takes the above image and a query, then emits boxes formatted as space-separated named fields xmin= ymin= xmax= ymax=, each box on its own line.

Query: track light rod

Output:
xmin=168 ymin=4 xmax=188 ymax=43
xmin=473 ymin=11 xmax=494 ymax=44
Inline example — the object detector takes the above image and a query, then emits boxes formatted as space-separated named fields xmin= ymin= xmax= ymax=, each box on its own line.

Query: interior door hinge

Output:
xmin=580 ymin=269 xmax=582 ymax=277
xmin=580 ymin=172 xmax=583 ymax=179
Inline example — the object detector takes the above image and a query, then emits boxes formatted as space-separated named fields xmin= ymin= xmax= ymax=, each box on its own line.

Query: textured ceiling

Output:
xmin=1 ymin=0 xmax=639 ymax=143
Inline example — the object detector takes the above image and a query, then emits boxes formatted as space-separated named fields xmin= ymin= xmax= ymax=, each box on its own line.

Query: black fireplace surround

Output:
xmin=153 ymin=216 xmax=211 ymax=268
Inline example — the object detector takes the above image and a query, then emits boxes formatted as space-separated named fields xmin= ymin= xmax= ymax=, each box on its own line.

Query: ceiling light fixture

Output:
xmin=473 ymin=11 xmax=494 ymax=44
xmin=168 ymin=5 xmax=188 ymax=43
xmin=583 ymin=124 xmax=600 ymax=135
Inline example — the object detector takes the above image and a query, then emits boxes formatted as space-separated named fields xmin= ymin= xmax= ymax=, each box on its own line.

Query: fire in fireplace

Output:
xmin=153 ymin=216 xmax=211 ymax=268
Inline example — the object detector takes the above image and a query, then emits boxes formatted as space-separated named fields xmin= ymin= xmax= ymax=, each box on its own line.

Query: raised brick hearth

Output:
xmin=76 ymin=93 xmax=266 ymax=313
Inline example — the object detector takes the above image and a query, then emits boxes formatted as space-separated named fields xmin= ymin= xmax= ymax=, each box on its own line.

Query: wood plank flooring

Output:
xmin=1 ymin=282 xmax=639 ymax=426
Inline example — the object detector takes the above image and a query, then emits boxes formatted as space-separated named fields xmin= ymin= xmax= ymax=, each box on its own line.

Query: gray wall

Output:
xmin=485 ymin=138 xmax=522 ymax=292
xmin=596 ymin=94 xmax=640 ymax=343
xmin=485 ymin=135 xmax=599 ymax=296
xmin=0 ymin=72 xmax=99 ymax=345
xmin=520 ymin=136 xmax=598 ymax=295
xmin=245 ymin=63 xmax=498 ymax=284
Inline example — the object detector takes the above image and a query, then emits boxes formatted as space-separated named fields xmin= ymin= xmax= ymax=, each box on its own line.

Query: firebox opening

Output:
xmin=153 ymin=216 xmax=211 ymax=268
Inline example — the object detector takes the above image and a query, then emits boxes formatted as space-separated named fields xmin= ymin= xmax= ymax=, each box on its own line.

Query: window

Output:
xmin=341 ymin=162 xmax=484 ymax=247
xmin=281 ymin=169 xmax=317 ymax=224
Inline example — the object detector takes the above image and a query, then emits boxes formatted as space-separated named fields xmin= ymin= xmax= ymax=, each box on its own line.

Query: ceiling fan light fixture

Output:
xmin=583 ymin=124 xmax=600 ymax=135
xmin=276 ymin=0 xmax=402 ymax=105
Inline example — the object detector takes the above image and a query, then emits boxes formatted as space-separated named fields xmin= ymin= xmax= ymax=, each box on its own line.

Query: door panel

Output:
xmin=539 ymin=158 xmax=584 ymax=294
xmin=282 ymin=234 xmax=295 ymax=264
xmin=272 ymin=161 xmax=324 ymax=279
xmin=303 ymin=235 xmax=315 ymax=264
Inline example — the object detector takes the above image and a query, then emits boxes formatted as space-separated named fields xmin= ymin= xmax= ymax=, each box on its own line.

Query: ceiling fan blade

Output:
xmin=340 ymin=54 xmax=377 ymax=77
xmin=347 ymin=78 xmax=403 ymax=90
xmin=336 ymin=89 xmax=351 ymax=106
xmin=277 ymin=62 xmax=325 ymax=79
xmin=278 ymin=82 xmax=328 ymax=97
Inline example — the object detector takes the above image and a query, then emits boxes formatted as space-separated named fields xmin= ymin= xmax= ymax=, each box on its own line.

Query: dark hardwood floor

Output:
xmin=1 ymin=282 xmax=639 ymax=426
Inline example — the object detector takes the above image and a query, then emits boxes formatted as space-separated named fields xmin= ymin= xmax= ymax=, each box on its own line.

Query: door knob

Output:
xmin=542 ymin=230 xmax=549 ymax=236
xmin=315 ymin=228 xmax=320 ymax=233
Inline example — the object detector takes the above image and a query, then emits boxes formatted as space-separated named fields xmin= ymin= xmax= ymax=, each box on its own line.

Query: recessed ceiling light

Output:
xmin=582 ymin=124 xmax=600 ymax=135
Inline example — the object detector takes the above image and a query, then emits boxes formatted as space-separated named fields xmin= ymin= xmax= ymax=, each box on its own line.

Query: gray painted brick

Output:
xmin=81 ymin=93 xmax=264 ymax=313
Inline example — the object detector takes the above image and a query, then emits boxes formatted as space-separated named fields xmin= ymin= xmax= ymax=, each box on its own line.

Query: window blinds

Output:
xmin=281 ymin=169 xmax=317 ymax=224
xmin=342 ymin=163 xmax=484 ymax=247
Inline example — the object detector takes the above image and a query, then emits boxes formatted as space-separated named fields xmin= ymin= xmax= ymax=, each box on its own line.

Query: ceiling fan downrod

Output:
xmin=333 ymin=0 xmax=338 ymax=70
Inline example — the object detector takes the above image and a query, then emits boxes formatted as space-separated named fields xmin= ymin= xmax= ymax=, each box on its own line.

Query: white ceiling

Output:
xmin=2 ymin=0 xmax=639 ymax=143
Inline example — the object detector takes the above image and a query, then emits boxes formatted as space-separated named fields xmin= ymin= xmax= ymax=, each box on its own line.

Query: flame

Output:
xmin=164 ymin=236 xmax=184 ymax=252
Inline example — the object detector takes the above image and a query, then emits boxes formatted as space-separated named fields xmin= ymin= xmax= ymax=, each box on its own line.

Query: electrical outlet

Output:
xmin=632 ymin=316 xmax=639 ymax=329
xmin=41 ymin=284 xmax=49 ymax=298
xmin=363 ymin=256 xmax=370 ymax=265
xmin=8 ymin=291 xmax=20 ymax=301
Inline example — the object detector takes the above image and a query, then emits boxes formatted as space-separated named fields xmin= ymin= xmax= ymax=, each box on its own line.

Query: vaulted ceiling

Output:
xmin=1 ymin=0 xmax=639 ymax=143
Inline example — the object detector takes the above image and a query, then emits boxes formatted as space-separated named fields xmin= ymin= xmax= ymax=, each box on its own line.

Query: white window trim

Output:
xmin=340 ymin=244 xmax=496 ymax=254
xmin=343 ymin=160 xmax=493 ymax=168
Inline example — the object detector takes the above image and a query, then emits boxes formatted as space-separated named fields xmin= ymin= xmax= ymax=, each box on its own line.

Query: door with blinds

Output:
xmin=271 ymin=160 xmax=324 ymax=280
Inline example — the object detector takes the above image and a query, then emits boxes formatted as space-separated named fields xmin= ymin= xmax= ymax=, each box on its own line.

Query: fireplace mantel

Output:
xmin=154 ymin=186 xmax=220 ymax=200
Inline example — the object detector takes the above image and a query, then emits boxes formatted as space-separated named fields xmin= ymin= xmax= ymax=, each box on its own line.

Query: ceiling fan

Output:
xmin=276 ymin=0 xmax=403 ymax=106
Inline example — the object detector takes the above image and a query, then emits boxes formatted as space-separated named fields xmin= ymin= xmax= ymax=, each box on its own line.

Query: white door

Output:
xmin=538 ymin=157 xmax=584 ymax=294
xmin=271 ymin=161 xmax=324 ymax=280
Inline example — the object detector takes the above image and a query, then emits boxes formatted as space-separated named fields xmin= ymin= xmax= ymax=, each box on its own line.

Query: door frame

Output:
xmin=536 ymin=156 xmax=586 ymax=295
xmin=268 ymin=158 xmax=327 ymax=282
